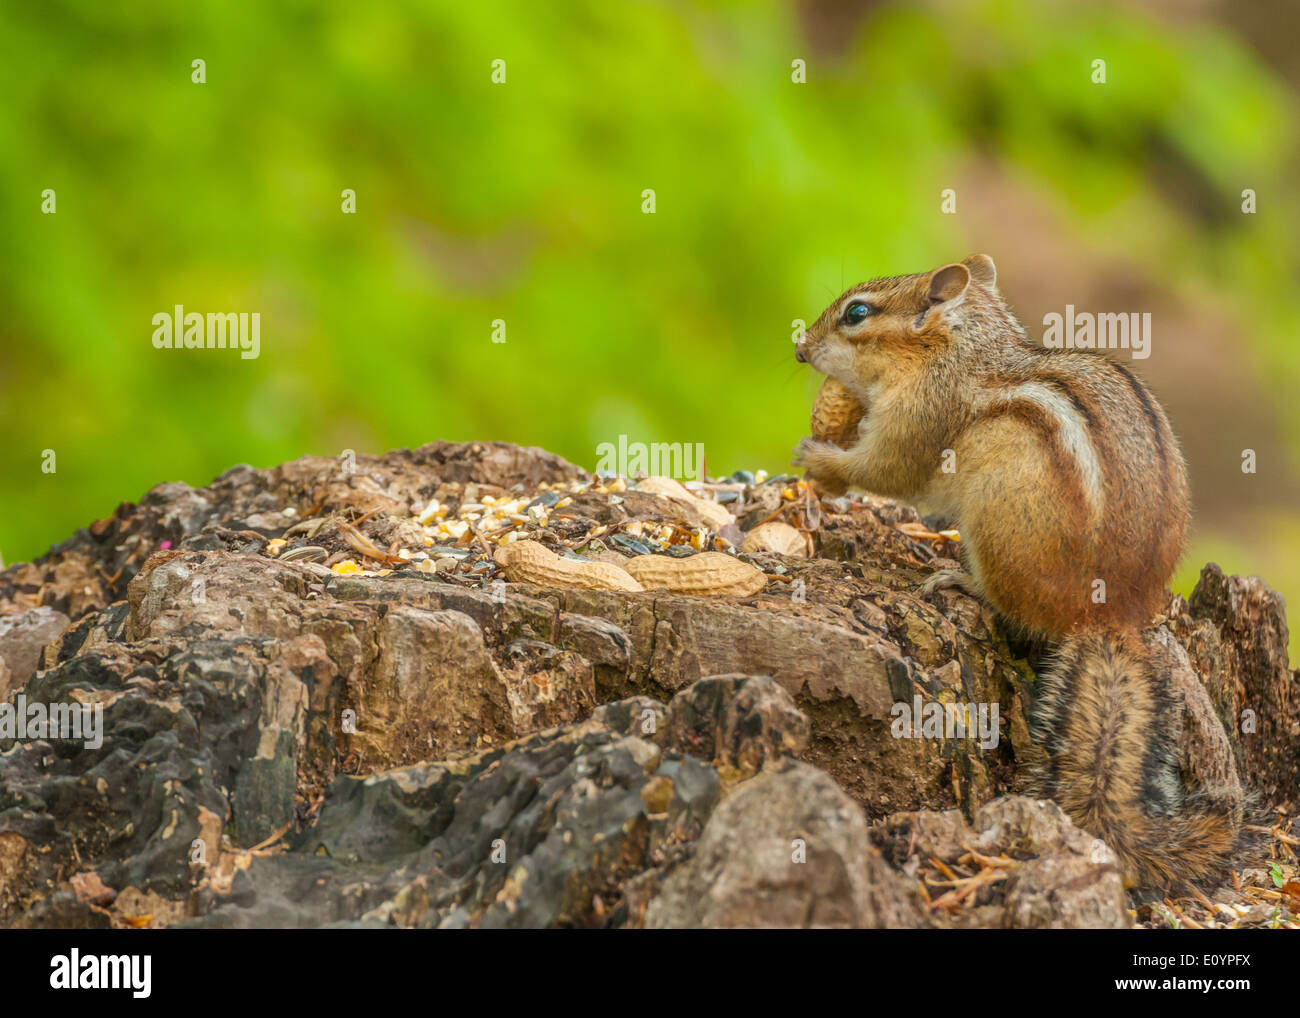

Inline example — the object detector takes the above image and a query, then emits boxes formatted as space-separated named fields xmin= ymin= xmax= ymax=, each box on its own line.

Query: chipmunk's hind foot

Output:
xmin=920 ymin=568 xmax=981 ymax=600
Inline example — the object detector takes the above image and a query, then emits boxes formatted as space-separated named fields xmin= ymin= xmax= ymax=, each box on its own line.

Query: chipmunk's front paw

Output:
xmin=793 ymin=435 xmax=837 ymax=470
xmin=793 ymin=437 xmax=849 ymax=495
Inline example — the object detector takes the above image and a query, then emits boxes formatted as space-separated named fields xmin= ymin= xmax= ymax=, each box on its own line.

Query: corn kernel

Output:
xmin=417 ymin=499 xmax=443 ymax=524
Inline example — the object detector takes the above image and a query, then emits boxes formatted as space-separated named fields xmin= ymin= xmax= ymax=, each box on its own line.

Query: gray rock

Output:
xmin=646 ymin=759 xmax=925 ymax=928
xmin=0 ymin=607 xmax=70 ymax=697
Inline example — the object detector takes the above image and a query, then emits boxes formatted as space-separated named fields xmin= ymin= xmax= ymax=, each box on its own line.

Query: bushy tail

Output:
xmin=1030 ymin=629 xmax=1241 ymax=890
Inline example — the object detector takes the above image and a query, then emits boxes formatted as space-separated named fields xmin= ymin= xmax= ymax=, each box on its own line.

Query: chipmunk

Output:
xmin=793 ymin=254 xmax=1242 ymax=889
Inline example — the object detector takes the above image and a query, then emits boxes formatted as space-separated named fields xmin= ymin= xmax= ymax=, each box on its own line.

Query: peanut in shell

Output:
xmin=810 ymin=377 xmax=866 ymax=448
xmin=740 ymin=521 xmax=809 ymax=557
xmin=623 ymin=551 xmax=767 ymax=597
xmin=494 ymin=540 xmax=643 ymax=592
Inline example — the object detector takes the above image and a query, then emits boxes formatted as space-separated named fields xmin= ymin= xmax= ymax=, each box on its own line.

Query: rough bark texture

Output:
xmin=0 ymin=441 xmax=1294 ymax=928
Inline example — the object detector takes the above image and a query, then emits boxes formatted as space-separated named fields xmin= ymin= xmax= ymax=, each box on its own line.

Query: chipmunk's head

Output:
xmin=795 ymin=254 xmax=998 ymax=391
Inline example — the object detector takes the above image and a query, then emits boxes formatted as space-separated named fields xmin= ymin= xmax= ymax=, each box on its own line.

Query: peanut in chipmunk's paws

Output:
xmin=793 ymin=437 xmax=848 ymax=496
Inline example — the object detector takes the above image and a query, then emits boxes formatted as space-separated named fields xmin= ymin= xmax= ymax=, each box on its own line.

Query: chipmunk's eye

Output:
xmin=841 ymin=301 xmax=874 ymax=326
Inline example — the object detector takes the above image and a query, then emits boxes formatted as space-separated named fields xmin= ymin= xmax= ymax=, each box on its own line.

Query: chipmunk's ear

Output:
xmin=962 ymin=253 xmax=997 ymax=289
xmin=928 ymin=263 xmax=971 ymax=306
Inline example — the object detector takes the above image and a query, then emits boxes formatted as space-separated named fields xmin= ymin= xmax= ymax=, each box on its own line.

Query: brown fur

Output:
xmin=794 ymin=255 xmax=1238 ymax=890
xmin=1033 ymin=632 xmax=1241 ymax=889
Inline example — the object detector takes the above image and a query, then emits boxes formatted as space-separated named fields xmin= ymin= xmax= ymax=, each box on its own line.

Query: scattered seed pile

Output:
xmin=258 ymin=469 xmax=957 ymax=595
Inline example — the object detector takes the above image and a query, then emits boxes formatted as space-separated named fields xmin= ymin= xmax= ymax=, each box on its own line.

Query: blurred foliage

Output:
xmin=1 ymin=0 xmax=1297 ymax=656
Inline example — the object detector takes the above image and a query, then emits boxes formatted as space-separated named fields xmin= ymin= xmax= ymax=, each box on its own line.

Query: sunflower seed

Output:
xmin=280 ymin=545 xmax=328 ymax=563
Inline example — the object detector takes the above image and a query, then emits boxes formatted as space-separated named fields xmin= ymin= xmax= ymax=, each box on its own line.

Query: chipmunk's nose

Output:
xmin=794 ymin=343 xmax=807 ymax=363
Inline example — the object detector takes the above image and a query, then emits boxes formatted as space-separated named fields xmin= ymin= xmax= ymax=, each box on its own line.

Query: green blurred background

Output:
xmin=2 ymin=0 xmax=1298 ymax=659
